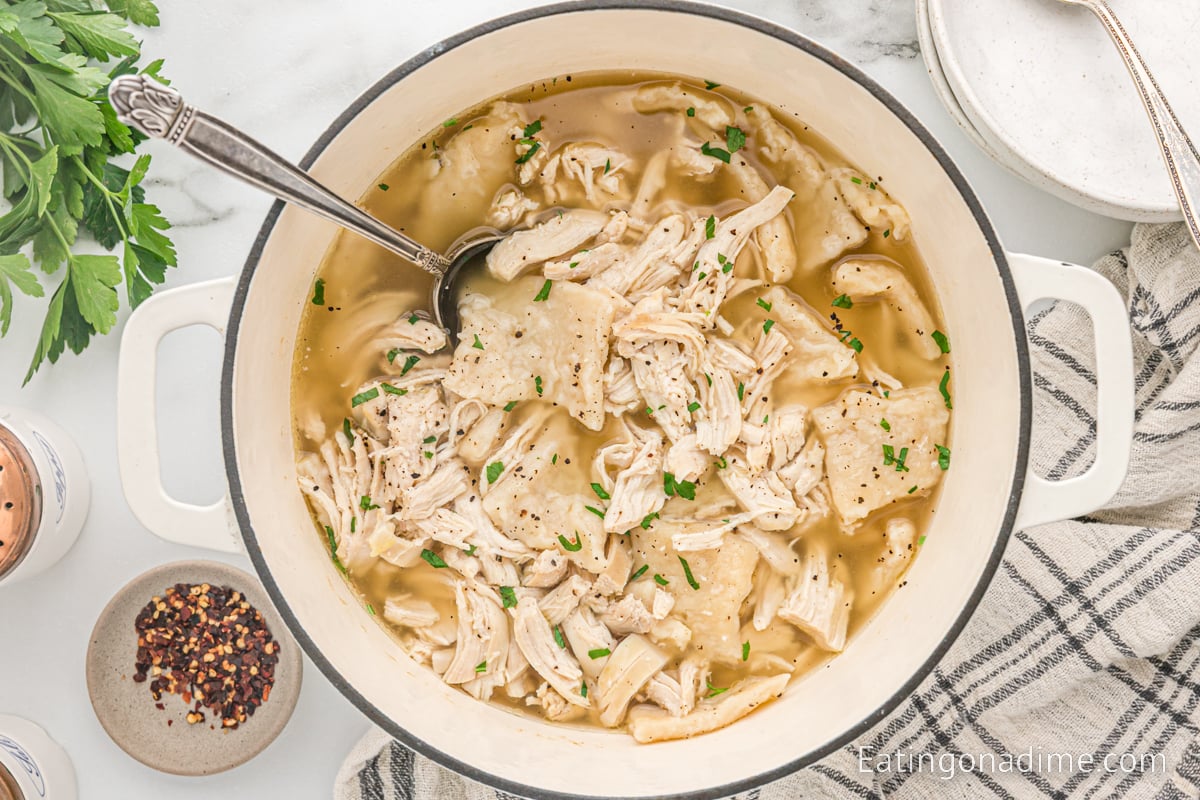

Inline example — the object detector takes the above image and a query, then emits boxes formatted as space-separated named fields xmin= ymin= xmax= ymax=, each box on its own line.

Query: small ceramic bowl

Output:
xmin=86 ymin=560 xmax=302 ymax=776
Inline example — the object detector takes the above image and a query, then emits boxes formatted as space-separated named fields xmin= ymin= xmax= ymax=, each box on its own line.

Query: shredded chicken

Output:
xmin=298 ymin=88 xmax=951 ymax=742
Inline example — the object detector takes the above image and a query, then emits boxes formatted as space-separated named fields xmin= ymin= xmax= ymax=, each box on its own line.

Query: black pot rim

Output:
xmin=220 ymin=3 xmax=1031 ymax=798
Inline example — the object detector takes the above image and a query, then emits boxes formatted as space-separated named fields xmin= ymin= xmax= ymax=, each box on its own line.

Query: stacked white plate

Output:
xmin=919 ymin=0 xmax=1200 ymax=221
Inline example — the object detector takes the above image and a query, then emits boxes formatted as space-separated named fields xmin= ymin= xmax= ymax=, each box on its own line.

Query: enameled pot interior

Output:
xmin=224 ymin=5 xmax=1025 ymax=798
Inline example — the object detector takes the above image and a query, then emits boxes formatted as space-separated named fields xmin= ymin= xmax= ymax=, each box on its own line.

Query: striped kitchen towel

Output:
xmin=337 ymin=222 xmax=1200 ymax=799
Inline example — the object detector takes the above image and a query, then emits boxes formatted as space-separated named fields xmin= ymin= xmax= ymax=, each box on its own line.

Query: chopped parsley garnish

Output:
xmin=486 ymin=461 xmax=504 ymax=484
xmin=523 ymin=120 xmax=543 ymax=137
xmin=551 ymin=453 xmax=558 ymax=465
xmin=472 ymin=334 xmax=485 ymax=350
xmin=631 ymin=564 xmax=649 ymax=580
xmin=342 ymin=418 xmax=354 ymax=444
xmin=850 ymin=176 xmax=863 ymax=185
xmin=408 ymin=313 xmax=420 ymax=324
xmin=686 ymin=106 xmax=696 ymax=117
xmin=515 ymin=140 xmax=541 ymax=164
xmin=351 ymin=387 xmax=379 ymax=407
xmin=939 ymin=369 xmax=953 ymax=409
xmin=653 ymin=573 xmax=669 ymax=586
xmin=386 ymin=348 xmax=400 ymax=364
xmin=715 ymin=456 xmax=728 ymax=469
xmin=704 ymin=373 xmax=713 ymax=386
xmin=848 ymin=337 xmax=864 ymax=353
xmin=757 ymin=298 xmax=772 ymax=311
xmin=474 ymin=661 xmax=487 ymax=673
xmin=882 ymin=444 xmax=896 ymax=468
xmin=679 ymin=556 xmax=700 ymax=590
xmin=420 ymin=549 xmax=447 ymax=569
xmin=936 ymin=445 xmax=951 ymax=470
xmin=640 ymin=512 xmax=659 ymax=529
xmin=553 ymin=625 xmax=566 ymax=648
xmin=503 ymin=401 xmax=518 ymax=412
xmin=535 ymin=375 xmax=544 ymax=396
xmin=604 ymin=158 xmax=611 ymax=175
xmin=908 ymin=485 xmax=919 ymax=494
xmin=580 ymin=681 xmax=588 ymax=698
xmin=704 ymin=79 xmax=721 ymax=89
xmin=687 ymin=401 xmax=701 ymax=414
xmin=918 ymin=535 xmax=928 ymax=546
xmin=381 ymin=384 xmax=407 ymax=396
xmin=377 ymin=183 xmax=389 ymax=192
xmin=588 ymin=648 xmax=611 ymax=659
xmin=883 ymin=229 xmax=891 ymax=238
xmin=311 ymin=278 xmax=326 ymax=305
xmin=569 ymin=261 xmax=579 ymax=269
xmin=584 ymin=505 xmax=606 ymax=518
xmin=443 ymin=118 xmax=459 ymax=127
xmin=880 ymin=418 xmax=891 ymax=432
xmin=351 ymin=517 xmax=357 ymax=533
xmin=725 ymin=125 xmax=746 ymax=154
xmin=744 ymin=106 xmax=754 ymax=113
xmin=366 ymin=602 xmax=375 ymax=615
xmin=558 ymin=533 xmax=583 ymax=552
xmin=423 ymin=435 xmax=437 ymax=444
xmin=401 ymin=355 xmax=420 ymax=376
xmin=359 ymin=495 xmax=380 ymax=511
xmin=701 ymin=142 xmax=732 ymax=163
xmin=706 ymin=680 xmax=728 ymax=697
xmin=499 ymin=586 xmax=518 ymax=609
xmin=696 ymin=272 xmax=707 ymax=281
xmin=737 ymin=382 xmax=745 ymax=402
xmin=895 ymin=447 xmax=910 ymax=472
xmin=832 ymin=293 xmax=853 ymax=309
xmin=533 ymin=279 xmax=552 ymax=302
xmin=591 ymin=483 xmax=611 ymax=501
xmin=423 ymin=451 xmax=434 ymax=459
xmin=742 ymin=641 xmax=750 ymax=661
xmin=465 ymin=544 xmax=477 ymax=556
xmin=932 ymin=330 xmax=951 ymax=353
xmin=663 ymin=473 xmax=696 ymax=501
xmin=763 ymin=319 xmax=776 ymax=334
xmin=705 ymin=215 xmax=716 ymax=239
xmin=324 ymin=526 xmax=347 ymax=574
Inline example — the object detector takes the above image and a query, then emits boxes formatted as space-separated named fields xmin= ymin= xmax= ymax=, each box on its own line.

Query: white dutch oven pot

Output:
xmin=115 ymin=3 xmax=1135 ymax=798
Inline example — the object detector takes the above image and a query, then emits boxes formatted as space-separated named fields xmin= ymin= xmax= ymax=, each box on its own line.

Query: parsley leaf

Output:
xmin=700 ymin=142 xmax=731 ymax=163
xmin=0 ymin=3 xmax=174 ymax=383
xmin=725 ymin=125 xmax=746 ymax=153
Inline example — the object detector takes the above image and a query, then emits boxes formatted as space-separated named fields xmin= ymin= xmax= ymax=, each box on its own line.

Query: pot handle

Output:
xmin=1008 ymin=253 xmax=1134 ymax=529
xmin=117 ymin=277 xmax=241 ymax=553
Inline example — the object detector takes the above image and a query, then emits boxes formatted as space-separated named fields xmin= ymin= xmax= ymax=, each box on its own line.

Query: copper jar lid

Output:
xmin=0 ymin=762 xmax=22 ymax=800
xmin=0 ymin=422 xmax=41 ymax=581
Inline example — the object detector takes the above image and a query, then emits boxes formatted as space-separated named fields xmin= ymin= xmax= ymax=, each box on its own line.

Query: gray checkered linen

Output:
xmin=337 ymin=222 xmax=1200 ymax=799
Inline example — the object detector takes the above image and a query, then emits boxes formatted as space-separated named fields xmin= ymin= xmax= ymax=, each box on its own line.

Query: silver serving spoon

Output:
xmin=1054 ymin=0 xmax=1200 ymax=249
xmin=107 ymin=74 xmax=500 ymax=338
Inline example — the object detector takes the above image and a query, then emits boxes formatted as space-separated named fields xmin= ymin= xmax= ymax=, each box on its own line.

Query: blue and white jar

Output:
xmin=0 ymin=716 xmax=76 ymax=800
xmin=0 ymin=409 xmax=89 ymax=587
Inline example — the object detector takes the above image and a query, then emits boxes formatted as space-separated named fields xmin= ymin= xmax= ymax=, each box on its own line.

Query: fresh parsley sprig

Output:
xmin=0 ymin=0 xmax=173 ymax=383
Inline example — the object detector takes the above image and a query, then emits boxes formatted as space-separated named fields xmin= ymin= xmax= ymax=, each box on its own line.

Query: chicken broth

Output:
xmin=292 ymin=73 xmax=952 ymax=741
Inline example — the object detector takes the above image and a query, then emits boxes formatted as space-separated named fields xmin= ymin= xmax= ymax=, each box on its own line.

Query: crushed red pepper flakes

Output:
xmin=132 ymin=583 xmax=280 ymax=730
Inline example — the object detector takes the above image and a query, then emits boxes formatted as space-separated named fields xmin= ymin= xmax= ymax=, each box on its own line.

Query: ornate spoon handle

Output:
xmin=1075 ymin=0 xmax=1200 ymax=248
xmin=107 ymin=75 xmax=449 ymax=275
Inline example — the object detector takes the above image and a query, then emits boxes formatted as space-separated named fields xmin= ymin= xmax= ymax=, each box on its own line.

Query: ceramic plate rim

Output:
xmin=926 ymin=0 xmax=1181 ymax=222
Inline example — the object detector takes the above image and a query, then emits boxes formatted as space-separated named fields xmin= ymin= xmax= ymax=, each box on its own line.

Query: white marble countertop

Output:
xmin=0 ymin=1 xmax=1134 ymax=798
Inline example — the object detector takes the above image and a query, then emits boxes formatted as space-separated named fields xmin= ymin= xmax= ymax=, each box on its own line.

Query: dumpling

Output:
xmin=812 ymin=387 xmax=950 ymax=528
xmin=443 ymin=277 xmax=619 ymax=431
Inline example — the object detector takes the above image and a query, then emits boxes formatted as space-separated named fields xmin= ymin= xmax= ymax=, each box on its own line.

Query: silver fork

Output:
xmin=1055 ymin=0 xmax=1200 ymax=249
